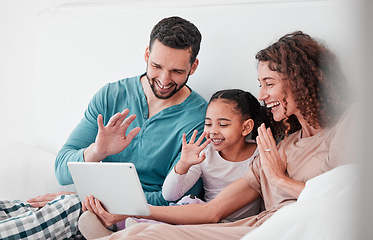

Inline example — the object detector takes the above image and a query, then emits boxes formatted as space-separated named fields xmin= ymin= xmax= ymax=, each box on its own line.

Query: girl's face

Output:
xmin=204 ymin=100 xmax=250 ymax=152
xmin=257 ymin=61 xmax=298 ymax=122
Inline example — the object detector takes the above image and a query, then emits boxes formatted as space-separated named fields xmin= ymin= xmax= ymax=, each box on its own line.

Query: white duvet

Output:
xmin=241 ymin=164 xmax=359 ymax=240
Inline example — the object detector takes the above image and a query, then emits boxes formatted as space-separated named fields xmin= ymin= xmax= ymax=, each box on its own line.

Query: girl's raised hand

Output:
xmin=175 ymin=130 xmax=211 ymax=175
xmin=257 ymin=123 xmax=287 ymax=186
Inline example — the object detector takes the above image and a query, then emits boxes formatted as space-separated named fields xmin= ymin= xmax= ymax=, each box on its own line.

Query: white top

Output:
xmin=162 ymin=143 xmax=262 ymax=221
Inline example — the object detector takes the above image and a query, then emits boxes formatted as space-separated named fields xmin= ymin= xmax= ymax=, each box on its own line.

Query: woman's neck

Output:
xmin=297 ymin=115 xmax=322 ymax=138
xmin=219 ymin=141 xmax=257 ymax=162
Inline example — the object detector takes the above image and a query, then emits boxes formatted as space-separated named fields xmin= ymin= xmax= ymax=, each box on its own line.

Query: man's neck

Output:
xmin=140 ymin=75 xmax=191 ymax=118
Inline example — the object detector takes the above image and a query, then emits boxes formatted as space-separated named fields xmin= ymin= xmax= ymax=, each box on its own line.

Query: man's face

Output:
xmin=145 ymin=40 xmax=198 ymax=99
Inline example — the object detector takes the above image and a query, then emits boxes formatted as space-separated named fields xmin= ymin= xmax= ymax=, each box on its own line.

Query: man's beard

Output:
xmin=146 ymin=73 xmax=189 ymax=100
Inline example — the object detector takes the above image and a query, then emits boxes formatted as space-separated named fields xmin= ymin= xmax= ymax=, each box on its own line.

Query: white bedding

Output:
xmin=0 ymin=141 xmax=360 ymax=239
xmin=241 ymin=164 xmax=359 ymax=240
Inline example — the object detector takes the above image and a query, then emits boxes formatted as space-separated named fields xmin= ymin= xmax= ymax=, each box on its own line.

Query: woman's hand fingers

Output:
xmin=258 ymin=124 xmax=271 ymax=149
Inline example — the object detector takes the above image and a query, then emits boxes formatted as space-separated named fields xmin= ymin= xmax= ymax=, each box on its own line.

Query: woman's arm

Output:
xmin=84 ymin=177 xmax=260 ymax=226
xmin=149 ymin=178 xmax=260 ymax=224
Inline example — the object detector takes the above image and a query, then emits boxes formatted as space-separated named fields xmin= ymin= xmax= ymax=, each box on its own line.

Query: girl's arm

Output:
xmin=162 ymin=130 xmax=211 ymax=201
xmin=162 ymin=164 xmax=202 ymax=201
xmin=257 ymin=124 xmax=305 ymax=198
xmin=173 ymin=130 xmax=210 ymax=174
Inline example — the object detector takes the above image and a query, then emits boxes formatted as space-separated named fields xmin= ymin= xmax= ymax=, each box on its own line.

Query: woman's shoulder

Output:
xmin=333 ymin=103 xmax=359 ymax=130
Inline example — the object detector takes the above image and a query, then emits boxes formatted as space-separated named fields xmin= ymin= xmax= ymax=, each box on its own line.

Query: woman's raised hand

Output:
xmin=175 ymin=130 xmax=211 ymax=175
xmin=257 ymin=124 xmax=287 ymax=186
xmin=257 ymin=123 xmax=306 ymax=198
xmin=85 ymin=109 xmax=141 ymax=162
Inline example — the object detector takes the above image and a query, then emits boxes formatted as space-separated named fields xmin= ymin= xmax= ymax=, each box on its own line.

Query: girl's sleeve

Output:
xmin=162 ymin=164 xmax=202 ymax=201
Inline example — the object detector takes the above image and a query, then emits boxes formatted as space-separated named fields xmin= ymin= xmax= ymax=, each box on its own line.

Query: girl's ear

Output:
xmin=242 ymin=119 xmax=254 ymax=136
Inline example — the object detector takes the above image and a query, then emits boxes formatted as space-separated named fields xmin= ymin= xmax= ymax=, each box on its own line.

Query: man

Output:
xmin=53 ymin=16 xmax=206 ymax=206
xmin=0 ymin=16 xmax=206 ymax=239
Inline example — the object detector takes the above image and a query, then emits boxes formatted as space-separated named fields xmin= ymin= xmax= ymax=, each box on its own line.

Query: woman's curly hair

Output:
xmin=255 ymin=31 xmax=352 ymax=139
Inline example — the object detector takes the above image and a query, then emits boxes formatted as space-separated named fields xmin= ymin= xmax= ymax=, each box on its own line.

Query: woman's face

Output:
xmin=257 ymin=61 xmax=298 ymax=122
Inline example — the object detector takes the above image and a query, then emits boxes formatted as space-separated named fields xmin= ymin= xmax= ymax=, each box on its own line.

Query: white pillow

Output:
xmin=241 ymin=164 xmax=359 ymax=240
xmin=0 ymin=141 xmax=75 ymax=202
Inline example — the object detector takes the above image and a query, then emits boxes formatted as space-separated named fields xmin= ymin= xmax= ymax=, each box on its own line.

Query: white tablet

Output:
xmin=67 ymin=162 xmax=150 ymax=216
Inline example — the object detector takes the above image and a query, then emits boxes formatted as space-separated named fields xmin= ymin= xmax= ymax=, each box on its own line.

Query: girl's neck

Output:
xmin=219 ymin=141 xmax=257 ymax=162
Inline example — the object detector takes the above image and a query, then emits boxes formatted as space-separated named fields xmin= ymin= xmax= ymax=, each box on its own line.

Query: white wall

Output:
xmin=32 ymin=0 xmax=361 ymax=154
xmin=0 ymin=0 xmax=362 ymax=153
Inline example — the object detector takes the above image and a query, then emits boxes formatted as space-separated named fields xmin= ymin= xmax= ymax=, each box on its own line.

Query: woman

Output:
xmin=80 ymin=31 xmax=354 ymax=240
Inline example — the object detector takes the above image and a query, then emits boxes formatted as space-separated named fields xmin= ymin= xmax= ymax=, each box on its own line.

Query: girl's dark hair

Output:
xmin=255 ymin=31 xmax=352 ymax=139
xmin=209 ymin=89 xmax=274 ymax=140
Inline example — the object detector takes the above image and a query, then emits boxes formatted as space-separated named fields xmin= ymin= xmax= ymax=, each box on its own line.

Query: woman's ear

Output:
xmin=242 ymin=119 xmax=254 ymax=136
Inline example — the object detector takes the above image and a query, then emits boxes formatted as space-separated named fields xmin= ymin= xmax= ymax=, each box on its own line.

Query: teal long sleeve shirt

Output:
xmin=55 ymin=74 xmax=207 ymax=206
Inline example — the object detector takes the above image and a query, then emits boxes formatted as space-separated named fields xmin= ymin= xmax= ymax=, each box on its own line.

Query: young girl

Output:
xmin=162 ymin=89 xmax=271 ymax=221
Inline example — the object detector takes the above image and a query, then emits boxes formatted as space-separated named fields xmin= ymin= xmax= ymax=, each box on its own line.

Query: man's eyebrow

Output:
xmin=151 ymin=61 xmax=162 ymax=67
xmin=151 ymin=61 xmax=186 ymax=72
xmin=173 ymin=68 xmax=186 ymax=72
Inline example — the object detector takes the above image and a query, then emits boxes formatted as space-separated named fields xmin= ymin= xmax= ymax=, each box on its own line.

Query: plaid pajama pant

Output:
xmin=0 ymin=194 xmax=82 ymax=240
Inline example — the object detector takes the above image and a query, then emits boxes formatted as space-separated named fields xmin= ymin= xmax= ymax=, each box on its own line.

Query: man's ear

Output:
xmin=242 ymin=119 xmax=254 ymax=136
xmin=144 ymin=46 xmax=150 ymax=63
xmin=189 ymin=58 xmax=199 ymax=75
